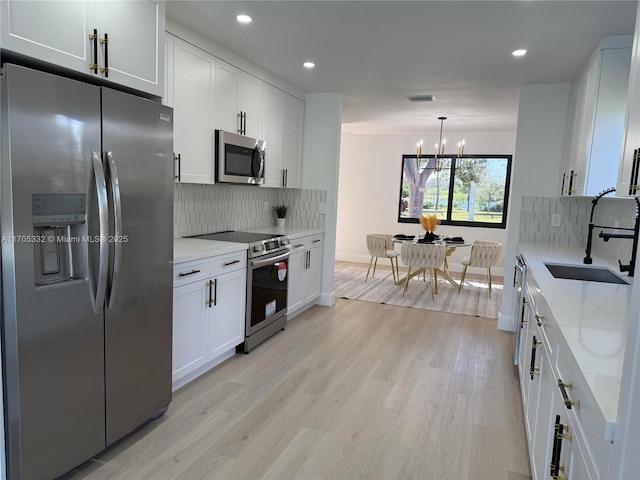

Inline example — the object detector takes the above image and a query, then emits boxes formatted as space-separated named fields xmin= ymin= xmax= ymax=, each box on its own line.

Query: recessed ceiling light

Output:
xmin=512 ymin=49 xmax=527 ymax=57
xmin=303 ymin=61 xmax=315 ymax=69
xmin=237 ymin=14 xmax=252 ymax=24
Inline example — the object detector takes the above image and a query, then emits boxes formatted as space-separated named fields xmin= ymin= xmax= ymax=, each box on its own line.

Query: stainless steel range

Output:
xmin=188 ymin=231 xmax=291 ymax=352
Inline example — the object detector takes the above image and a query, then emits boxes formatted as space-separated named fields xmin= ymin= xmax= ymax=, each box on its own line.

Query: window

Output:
xmin=398 ymin=154 xmax=512 ymax=228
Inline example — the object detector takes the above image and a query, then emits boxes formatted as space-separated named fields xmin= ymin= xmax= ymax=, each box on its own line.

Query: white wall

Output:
xmin=302 ymin=93 xmax=343 ymax=307
xmin=498 ymin=83 xmax=571 ymax=331
xmin=336 ymin=131 xmax=516 ymax=275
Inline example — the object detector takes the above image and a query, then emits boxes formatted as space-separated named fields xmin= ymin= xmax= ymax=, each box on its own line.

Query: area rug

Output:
xmin=334 ymin=265 xmax=502 ymax=319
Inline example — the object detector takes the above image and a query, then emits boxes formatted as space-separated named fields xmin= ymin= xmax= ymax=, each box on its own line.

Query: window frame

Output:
xmin=397 ymin=153 xmax=512 ymax=229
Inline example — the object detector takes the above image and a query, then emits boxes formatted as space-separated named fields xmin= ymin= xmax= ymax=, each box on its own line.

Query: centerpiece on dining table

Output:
xmin=418 ymin=214 xmax=440 ymax=243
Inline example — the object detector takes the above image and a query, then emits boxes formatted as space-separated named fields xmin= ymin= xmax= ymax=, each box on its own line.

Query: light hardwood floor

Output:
xmin=67 ymin=298 xmax=530 ymax=480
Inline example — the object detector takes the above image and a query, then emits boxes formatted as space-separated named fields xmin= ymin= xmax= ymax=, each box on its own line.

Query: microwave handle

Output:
xmin=255 ymin=146 xmax=265 ymax=181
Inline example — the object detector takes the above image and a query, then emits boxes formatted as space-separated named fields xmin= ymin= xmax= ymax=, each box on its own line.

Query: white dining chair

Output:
xmin=365 ymin=234 xmax=401 ymax=283
xmin=460 ymin=240 xmax=502 ymax=297
xmin=400 ymin=242 xmax=446 ymax=300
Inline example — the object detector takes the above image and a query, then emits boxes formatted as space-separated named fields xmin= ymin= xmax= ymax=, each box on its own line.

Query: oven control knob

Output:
xmin=281 ymin=238 xmax=289 ymax=245
xmin=253 ymin=244 xmax=264 ymax=252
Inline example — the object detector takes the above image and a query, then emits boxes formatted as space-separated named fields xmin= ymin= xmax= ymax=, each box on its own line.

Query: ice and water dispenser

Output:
xmin=32 ymin=194 xmax=87 ymax=286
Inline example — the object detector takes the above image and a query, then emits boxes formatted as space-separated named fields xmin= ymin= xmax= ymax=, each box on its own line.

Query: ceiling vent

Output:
xmin=407 ymin=95 xmax=436 ymax=103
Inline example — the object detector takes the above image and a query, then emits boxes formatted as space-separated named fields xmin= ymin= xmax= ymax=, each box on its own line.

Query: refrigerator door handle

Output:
xmin=106 ymin=151 xmax=122 ymax=308
xmin=92 ymin=150 xmax=109 ymax=313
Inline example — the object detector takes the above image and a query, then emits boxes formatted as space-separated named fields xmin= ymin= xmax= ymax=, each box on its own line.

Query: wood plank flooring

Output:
xmin=67 ymin=298 xmax=531 ymax=480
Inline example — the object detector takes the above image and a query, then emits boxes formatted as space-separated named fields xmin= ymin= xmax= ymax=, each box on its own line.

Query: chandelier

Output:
xmin=416 ymin=116 xmax=465 ymax=170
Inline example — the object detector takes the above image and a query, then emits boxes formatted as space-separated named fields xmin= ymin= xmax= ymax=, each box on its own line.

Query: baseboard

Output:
xmin=316 ymin=292 xmax=336 ymax=307
xmin=498 ymin=313 xmax=515 ymax=332
xmin=172 ymin=347 xmax=236 ymax=392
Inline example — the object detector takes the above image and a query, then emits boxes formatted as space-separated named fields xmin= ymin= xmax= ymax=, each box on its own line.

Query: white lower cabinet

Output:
xmin=172 ymin=251 xmax=246 ymax=388
xmin=519 ymin=263 xmax=606 ymax=480
xmin=287 ymin=234 xmax=323 ymax=317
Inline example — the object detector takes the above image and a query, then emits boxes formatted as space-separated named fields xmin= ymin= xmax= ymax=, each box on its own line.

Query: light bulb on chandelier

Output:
xmin=416 ymin=116 xmax=466 ymax=170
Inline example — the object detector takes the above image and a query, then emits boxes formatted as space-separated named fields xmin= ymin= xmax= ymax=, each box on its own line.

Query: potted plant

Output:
xmin=273 ymin=205 xmax=287 ymax=227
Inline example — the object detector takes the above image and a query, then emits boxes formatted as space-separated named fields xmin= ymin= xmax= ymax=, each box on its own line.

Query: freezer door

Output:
xmin=101 ymin=88 xmax=173 ymax=444
xmin=1 ymin=65 xmax=105 ymax=480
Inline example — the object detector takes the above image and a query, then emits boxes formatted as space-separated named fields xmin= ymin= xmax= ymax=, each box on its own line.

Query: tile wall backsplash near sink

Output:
xmin=174 ymin=183 xmax=327 ymax=238
xmin=520 ymin=196 xmax=636 ymax=266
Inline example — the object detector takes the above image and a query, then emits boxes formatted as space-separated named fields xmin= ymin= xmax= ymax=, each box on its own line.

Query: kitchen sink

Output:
xmin=544 ymin=263 xmax=630 ymax=285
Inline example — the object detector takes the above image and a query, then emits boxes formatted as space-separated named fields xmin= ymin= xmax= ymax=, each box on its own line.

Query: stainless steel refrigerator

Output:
xmin=0 ymin=64 xmax=173 ymax=480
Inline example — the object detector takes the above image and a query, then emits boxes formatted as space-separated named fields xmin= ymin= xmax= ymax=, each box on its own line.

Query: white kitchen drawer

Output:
xmin=532 ymin=293 xmax=560 ymax=359
xmin=210 ymin=251 xmax=247 ymax=276
xmin=290 ymin=234 xmax=324 ymax=251
xmin=555 ymin=338 xmax=611 ymax=479
xmin=173 ymin=259 xmax=209 ymax=287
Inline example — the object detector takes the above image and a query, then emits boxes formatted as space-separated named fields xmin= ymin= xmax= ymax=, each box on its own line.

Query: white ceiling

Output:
xmin=166 ymin=1 xmax=637 ymax=136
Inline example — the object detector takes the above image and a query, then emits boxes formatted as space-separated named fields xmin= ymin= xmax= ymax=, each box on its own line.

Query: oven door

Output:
xmin=246 ymin=250 xmax=289 ymax=336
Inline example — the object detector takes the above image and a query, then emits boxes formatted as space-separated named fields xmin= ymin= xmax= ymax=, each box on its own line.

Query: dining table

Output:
xmin=393 ymin=237 xmax=471 ymax=288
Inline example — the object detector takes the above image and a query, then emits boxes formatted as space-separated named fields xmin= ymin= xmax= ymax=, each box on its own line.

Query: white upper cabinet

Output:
xmin=261 ymin=84 xmax=285 ymax=188
xmin=172 ymin=37 xmax=216 ymax=184
xmin=282 ymin=94 xmax=305 ymax=189
xmin=1 ymin=1 xmax=96 ymax=72
xmin=262 ymin=85 xmax=305 ymax=188
xmin=0 ymin=0 xmax=164 ymax=97
xmin=617 ymin=6 xmax=640 ymax=197
xmin=214 ymin=60 xmax=262 ymax=138
xmin=561 ymin=36 xmax=632 ymax=197
xmin=94 ymin=1 xmax=164 ymax=96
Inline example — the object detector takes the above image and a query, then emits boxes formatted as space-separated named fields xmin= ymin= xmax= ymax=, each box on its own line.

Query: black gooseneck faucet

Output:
xmin=583 ymin=187 xmax=640 ymax=276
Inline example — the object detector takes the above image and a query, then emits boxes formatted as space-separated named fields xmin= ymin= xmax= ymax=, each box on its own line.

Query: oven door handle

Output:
xmin=251 ymin=251 xmax=290 ymax=268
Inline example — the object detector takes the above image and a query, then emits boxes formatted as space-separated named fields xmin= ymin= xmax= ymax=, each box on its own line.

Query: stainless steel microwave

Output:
xmin=215 ymin=130 xmax=266 ymax=185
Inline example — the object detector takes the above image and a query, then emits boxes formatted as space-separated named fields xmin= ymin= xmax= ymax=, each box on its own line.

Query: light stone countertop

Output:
xmin=518 ymin=242 xmax=633 ymax=431
xmin=174 ymin=238 xmax=248 ymax=263
xmin=174 ymin=227 xmax=324 ymax=263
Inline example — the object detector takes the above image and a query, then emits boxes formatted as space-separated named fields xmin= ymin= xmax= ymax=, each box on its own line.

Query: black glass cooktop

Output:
xmin=188 ymin=231 xmax=280 ymax=243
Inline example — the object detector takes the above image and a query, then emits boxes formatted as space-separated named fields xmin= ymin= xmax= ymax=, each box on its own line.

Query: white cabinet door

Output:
xmin=0 ymin=0 xmax=163 ymax=96
xmin=214 ymin=60 xmax=263 ymax=137
xmin=305 ymin=246 xmax=323 ymax=303
xmin=95 ymin=0 xmax=163 ymax=96
xmin=0 ymin=0 xmax=97 ymax=73
xmin=282 ymin=94 xmax=304 ymax=188
xmin=207 ymin=268 xmax=246 ymax=360
xmin=546 ymin=389 xmax=594 ymax=480
xmin=239 ymin=75 xmax=263 ymax=139
xmin=262 ymin=85 xmax=285 ymax=187
xmin=173 ymin=38 xmax=216 ymax=184
xmin=532 ymin=345 xmax=554 ymax=480
xmin=172 ymin=280 xmax=208 ymax=383
xmin=214 ymin=61 xmax=241 ymax=134
xmin=618 ymin=7 xmax=640 ymax=197
xmin=287 ymin=247 xmax=307 ymax=314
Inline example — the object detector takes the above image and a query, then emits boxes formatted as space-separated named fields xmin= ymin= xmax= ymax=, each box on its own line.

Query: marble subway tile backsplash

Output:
xmin=520 ymin=196 xmax=637 ymax=266
xmin=174 ymin=183 xmax=327 ymax=238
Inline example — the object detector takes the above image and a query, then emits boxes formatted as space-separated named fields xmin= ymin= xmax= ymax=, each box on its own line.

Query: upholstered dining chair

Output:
xmin=365 ymin=234 xmax=401 ymax=283
xmin=460 ymin=240 xmax=502 ymax=297
xmin=400 ymin=242 xmax=446 ymax=300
